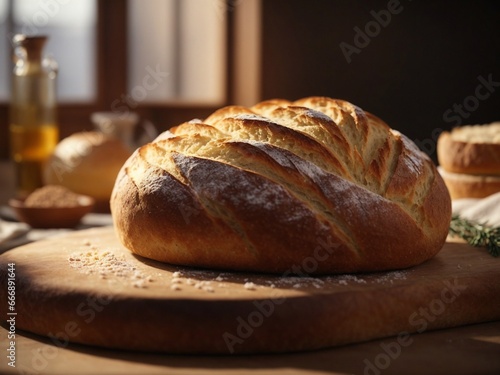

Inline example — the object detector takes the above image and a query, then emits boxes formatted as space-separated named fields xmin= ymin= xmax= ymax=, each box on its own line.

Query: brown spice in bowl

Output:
xmin=24 ymin=185 xmax=85 ymax=208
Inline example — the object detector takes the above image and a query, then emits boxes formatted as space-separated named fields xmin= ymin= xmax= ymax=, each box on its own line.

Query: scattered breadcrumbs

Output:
xmin=68 ymin=249 xmax=153 ymax=288
xmin=67 ymin=251 xmax=410 ymax=293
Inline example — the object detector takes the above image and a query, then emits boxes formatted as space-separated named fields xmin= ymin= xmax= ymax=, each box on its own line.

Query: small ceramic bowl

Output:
xmin=9 ymin=195 xmax=95 ymax=229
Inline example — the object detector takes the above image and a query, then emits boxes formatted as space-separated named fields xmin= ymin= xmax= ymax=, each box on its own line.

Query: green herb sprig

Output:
xmin=449 ymin=215 xmax=500 ymax=257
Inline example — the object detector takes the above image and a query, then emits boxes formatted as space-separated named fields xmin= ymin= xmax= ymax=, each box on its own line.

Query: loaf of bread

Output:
xmin=111 ymin=97 xmax=451 ymax=274
xmin=437 ymin=123 xmax=500 ymax=199
xmin=438 ymin=123 xmax=500 ymax=175
xmin=437 ymin=167 xmax=500 ymax=199
xmin=44 ymin=131 xmax=131 ymax=212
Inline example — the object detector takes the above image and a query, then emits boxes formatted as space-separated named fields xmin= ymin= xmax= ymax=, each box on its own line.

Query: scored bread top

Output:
xmin=111 ymin=97 xmax=451 ymax=274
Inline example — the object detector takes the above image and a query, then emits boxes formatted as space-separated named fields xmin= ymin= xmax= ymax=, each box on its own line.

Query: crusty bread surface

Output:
xmin=111 ymin=97 xmax=451 ymax=274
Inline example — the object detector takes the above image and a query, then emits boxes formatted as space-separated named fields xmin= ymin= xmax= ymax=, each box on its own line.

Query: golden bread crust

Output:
xmin=111 ymin=97 xmax=451 ymax=274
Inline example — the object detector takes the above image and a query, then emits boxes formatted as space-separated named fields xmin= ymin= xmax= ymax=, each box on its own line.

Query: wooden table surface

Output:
xmin=1 ymin=322 xmax=500 ymax=375
xmin=0 ymin=160 xmax=499 ymax=374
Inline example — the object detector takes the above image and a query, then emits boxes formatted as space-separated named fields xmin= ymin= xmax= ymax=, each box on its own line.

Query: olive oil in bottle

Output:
xmin=9 ymin=35 xmax=58 ymax=197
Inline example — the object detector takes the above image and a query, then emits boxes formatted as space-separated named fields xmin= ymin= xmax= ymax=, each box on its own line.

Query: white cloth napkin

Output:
xmin=452 ymin=192 xmax=500 ymax=227
xmin=0 ymin=219 xmax=30 ymax=248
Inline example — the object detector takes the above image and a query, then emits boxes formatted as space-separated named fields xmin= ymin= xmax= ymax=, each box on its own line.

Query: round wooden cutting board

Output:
xmin=1 ymin=227 xmax=499 ymax=354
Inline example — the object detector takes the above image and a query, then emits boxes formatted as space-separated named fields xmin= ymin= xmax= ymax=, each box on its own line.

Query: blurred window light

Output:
xmin=127 ymin=0 xmax=227 ymax=104
xmin=0 ymin=0 xmax=10 ymax=101
xmin=0 ymin=0 xmax=226 ymax=105
xmin=13 ymin=0 xmax=97 ymax=103
xmin=3 ymin=0 xmax=98 ymax=103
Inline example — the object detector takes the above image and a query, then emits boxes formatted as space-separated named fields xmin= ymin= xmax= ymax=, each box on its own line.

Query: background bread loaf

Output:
xmin=437 ymin=123 xmax=500 ymax=175
xmin=437 ymin=167 xmax=500 ymax=200
xmin=437 ymin=123 xmax=500 ymax=199
xmin=111 ymin=97 xmax=451 ymax=274
xmin=44 ymin=131 xmax=131 ymax=212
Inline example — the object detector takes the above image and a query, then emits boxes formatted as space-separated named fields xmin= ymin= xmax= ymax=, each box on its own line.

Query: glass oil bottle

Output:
xmin=9 ymin=34 xmax=58 ymax=197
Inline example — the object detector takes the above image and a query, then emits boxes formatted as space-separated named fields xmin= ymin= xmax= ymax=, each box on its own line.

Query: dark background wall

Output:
xmin=260 ymin=0 xmax=500 ymax=161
